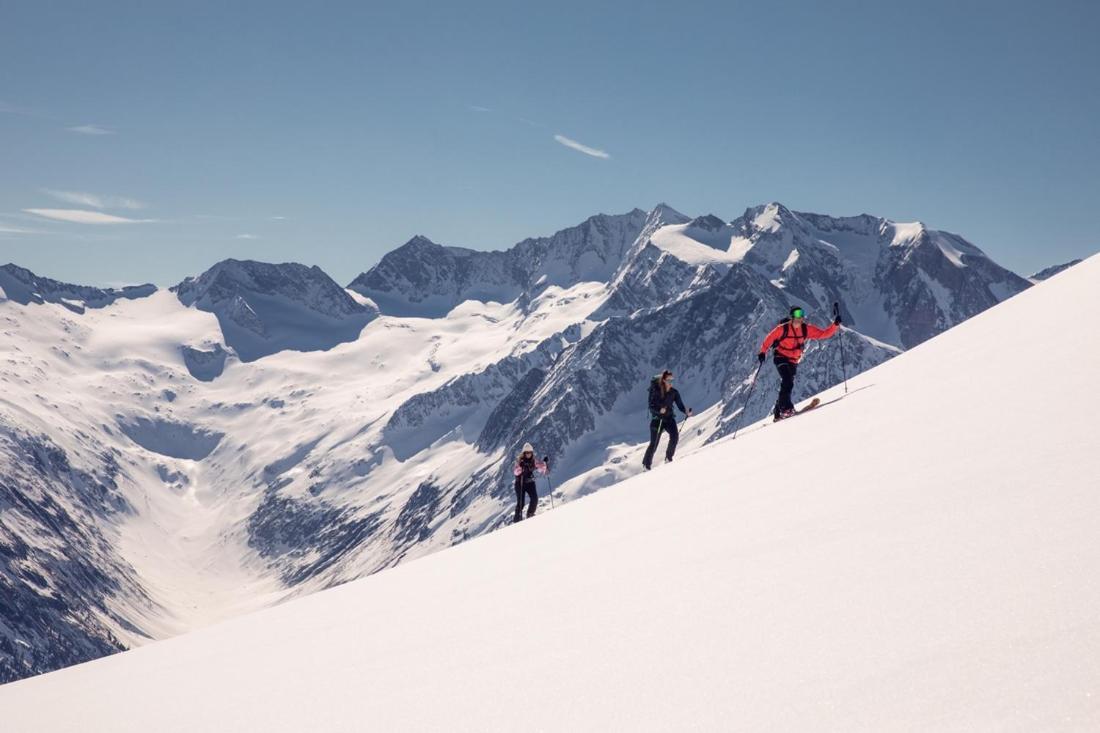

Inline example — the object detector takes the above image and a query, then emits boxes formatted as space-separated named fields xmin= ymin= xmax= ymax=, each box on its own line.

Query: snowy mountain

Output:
xmin=347 ymin=209 xmax=650 ymax=316
xmin=0 ymin=263 xmax=154 ymax=313
xmin=2 ymin=254 xmax=1096 ymax=731
xmin=673 ymin=202 xmax=1031 ymax=348
xmin=173 ymin=259 xmax=377 ymax=362
xmin=1030 ymin=258 xmax=1083 ymax=282
xmin=0 ymin=202 xmax=1043 ymax=685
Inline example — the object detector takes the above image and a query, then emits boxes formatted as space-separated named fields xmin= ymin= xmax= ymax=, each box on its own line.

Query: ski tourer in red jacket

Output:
xmin=757 ymin=306 xmax=841 ymax=420
xmin=758 ymin=313 xmax=838 ymax=364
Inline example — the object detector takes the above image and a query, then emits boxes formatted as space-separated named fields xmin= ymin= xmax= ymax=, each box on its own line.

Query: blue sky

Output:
xmin=1 ymin=0 xmax=1097 ymax=286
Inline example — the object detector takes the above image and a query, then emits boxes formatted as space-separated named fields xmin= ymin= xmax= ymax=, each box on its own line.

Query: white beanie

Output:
xmin=522 ymin=442 xmax=534 ymax=453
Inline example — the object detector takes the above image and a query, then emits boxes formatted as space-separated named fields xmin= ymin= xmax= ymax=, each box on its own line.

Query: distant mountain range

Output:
xmin=1030 ymin=259 xmax=1083 ymax=282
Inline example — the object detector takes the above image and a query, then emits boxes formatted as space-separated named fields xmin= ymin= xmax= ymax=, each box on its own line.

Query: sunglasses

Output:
xmin=791 ymin=309 xmax=804 ymax=319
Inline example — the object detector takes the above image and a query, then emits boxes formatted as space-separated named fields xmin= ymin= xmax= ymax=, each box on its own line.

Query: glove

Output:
xmin=833 ymin=315 xmax=842 ymax=326
xmin=659 ymin=407 xmax=667 ymax=414
xmin=757 ymin=352 xmax=766 ymax=364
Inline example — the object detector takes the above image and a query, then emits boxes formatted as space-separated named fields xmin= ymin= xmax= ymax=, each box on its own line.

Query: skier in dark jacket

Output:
xmin=758 ymin=305 xmax=840 ymax=420
xmin=512 ymin=442 xmax=547 ymax=522
xmin=642 ymin=370 xmax=692 ymax=470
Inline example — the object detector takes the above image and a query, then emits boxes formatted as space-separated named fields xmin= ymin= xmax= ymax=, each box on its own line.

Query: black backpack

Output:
xmin=648 ymin=377 xmax=662 ymax=407
xmin=648 ymin=376 xmax=674 ymax=418
xmin=772 ymin=318 xmax=808 ymax=349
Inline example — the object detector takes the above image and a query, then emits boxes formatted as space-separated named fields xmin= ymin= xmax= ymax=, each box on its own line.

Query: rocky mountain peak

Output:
xmin=0 ymin=263 xmax=155 ymax=314
xmin=172 ymin=259 xmax=375 ymax=362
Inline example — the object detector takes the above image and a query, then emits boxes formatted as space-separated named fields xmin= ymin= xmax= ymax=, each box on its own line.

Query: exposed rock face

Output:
xmin=0 ymin=425 xmax=155 ymax=685
xmin=181 ymin=343 xmax=229 ymax=381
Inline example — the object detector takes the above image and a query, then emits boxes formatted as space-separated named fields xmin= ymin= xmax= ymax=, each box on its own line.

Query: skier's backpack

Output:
xmin=647 ymin=376 xmax=662 ymax=412
xmin=772 ymin=318 xmax=808 ymax=350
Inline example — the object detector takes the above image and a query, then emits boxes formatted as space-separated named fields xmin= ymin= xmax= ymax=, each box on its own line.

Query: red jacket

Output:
xmin=759 ymin=320 xmax=838 ymax=363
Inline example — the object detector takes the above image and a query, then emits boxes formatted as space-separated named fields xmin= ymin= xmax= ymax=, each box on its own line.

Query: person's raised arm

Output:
xmin=807 ymin=321 xmax=838 ymax=340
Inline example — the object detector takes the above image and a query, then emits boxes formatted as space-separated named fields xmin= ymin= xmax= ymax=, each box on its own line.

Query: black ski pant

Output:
xmin=514 ymin=477 xmax=537 ymax=521
xmin=774 ymin=359 xmax=797 ymax=417
xmin=643 ymin=413 xmax=679 ymax=468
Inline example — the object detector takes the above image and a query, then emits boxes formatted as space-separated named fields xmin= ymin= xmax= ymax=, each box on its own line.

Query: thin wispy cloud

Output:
xmin=235 ymin=233 xmax=259 ymax=240
xmin=42 ymin=189 xmax=145 ymax=210
xmin=0 ymin=101 xmax=38 ymax=117
xmin=0 ymin=223 xmax=45 ymax=235
xmin=271 ymin=216 xmax=287 ymax=221
xmin=468 ymin=104 xmax=492 ymax=113
xmin=24 ymin=208 xmax=154 ymax=224
xmin=553 ymin=134 xmax=610 ymax=159
xmin=67 ymin=124 xmax=114 ymax=136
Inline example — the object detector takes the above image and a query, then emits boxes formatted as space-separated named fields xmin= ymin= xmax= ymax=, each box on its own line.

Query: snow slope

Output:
xmin=2 ymin=256 xmax=1096 ymax=731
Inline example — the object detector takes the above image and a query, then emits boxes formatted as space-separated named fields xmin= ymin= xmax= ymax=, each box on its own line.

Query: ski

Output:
xmin=797 ymin=397 xmax=821 ymax=414
xmin=773 ymin=397 xmax=821 ymax=422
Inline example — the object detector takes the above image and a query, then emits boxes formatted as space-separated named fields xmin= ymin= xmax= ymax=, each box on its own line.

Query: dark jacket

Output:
xmin=648 ymin=377 xmax=686 ymax=419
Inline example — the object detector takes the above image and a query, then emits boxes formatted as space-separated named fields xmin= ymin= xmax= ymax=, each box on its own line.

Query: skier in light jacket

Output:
xmin=513 ymin=442 xmax=548 ymax=522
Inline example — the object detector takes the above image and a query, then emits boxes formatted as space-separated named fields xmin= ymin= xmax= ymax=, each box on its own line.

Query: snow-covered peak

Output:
xmin=175 ymin=259 xmax=370 ymax=318
xmin=724 ymin=205 xmax=1031 ymax=348
xmin=887 ymin=220 xmax=927 ymax=245
xmin=645 ymin=202 xmax=690 ymax=228
xmin=748 ymin=201 xmax=795 ymax=233
xmin=0 ymin=263 xmax=155 ymax=314
xmin=173 ymin=259 xmax=375 ymax=362
xmin=349 ymin=209 xmax=652 ymax=317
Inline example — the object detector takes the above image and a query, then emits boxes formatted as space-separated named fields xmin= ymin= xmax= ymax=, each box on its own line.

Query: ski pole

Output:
xmin=730 ymin=359 xmax=765 ymax=440
xmin=833 ymin=301 xmax=848 ymax=394
xmin=543 ymin=456 xmax=555 ymax=509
